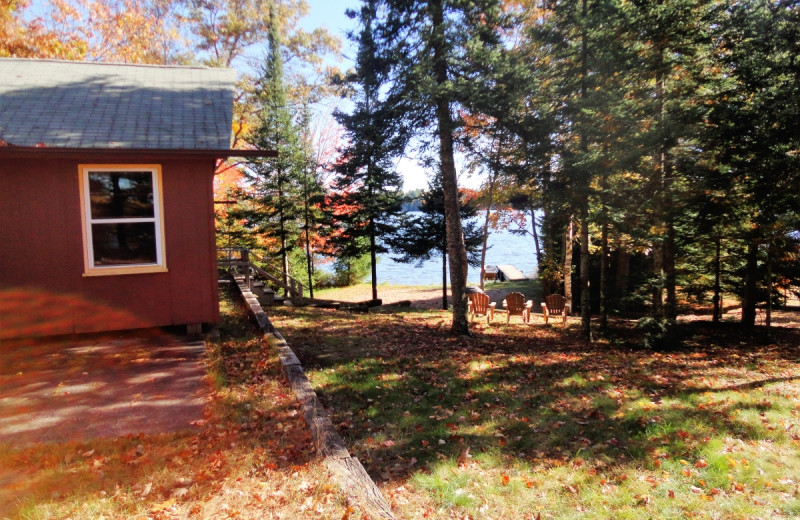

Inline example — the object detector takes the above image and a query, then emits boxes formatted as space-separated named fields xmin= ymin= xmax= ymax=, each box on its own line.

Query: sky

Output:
xmin=298 ymin=1 xmax=360 ymax=45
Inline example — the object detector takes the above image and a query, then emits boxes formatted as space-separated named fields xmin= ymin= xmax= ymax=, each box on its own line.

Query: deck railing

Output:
xmin=217 ymin=248 xmax=304 ymax=305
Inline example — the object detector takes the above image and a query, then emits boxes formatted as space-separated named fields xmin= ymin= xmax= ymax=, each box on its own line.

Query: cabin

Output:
xmin=0 ymin=58 xmax=258 ymax=339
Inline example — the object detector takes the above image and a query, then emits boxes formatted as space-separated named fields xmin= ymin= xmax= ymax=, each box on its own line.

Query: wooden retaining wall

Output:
xmin=229 ymin=276 xmax=396 ymax=519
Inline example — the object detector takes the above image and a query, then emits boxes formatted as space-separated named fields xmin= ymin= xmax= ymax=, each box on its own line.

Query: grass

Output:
xmin=270 ymin=302 xmax=800 ymax=519
xmin=0 ymin=290 xmax=357 ymax=520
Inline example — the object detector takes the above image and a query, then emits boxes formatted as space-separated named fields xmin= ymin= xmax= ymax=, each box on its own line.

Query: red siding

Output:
xmin=0 ymin=155 xmax=220 ymax=339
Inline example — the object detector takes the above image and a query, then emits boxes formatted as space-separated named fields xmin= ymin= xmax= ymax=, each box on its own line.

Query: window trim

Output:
xmin=78 ymin=164 xmax=168 ymax=277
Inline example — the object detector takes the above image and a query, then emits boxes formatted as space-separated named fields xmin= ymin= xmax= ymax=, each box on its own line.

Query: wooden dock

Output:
xmin=496 ymin=264 xmax=528 ymax=281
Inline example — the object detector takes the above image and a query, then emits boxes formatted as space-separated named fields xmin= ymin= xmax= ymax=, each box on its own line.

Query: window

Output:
xmin=79 ymin=165 xmax=167 ymax=276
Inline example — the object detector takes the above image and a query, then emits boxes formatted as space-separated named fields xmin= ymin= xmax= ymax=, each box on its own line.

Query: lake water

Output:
xmin=376 ymin=226 xmax=538 ymax=286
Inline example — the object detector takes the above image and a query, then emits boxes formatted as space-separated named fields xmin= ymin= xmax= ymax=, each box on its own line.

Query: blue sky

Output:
xmin=299 ymin=1 xmax=360 ymax=50
xmin=300 ymin=1 xmax=441 ymax=191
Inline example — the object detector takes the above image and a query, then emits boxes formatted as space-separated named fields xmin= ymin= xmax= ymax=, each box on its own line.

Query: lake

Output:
xmin=375 ymin=226 xmax=538 ymax=286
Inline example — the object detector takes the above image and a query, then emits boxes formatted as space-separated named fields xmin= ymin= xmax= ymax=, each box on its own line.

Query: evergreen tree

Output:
xmin=237 ymin=2 xmax=305 ymax=287
xmin=617 ymin=0 xmax=721 ymax=323
xmin=708 ymin=0 xmax=800 ymax=328
xmin=298 ymin=103 xmax=326 ymax=298
xmin=526 ymin=0 xmax=637 ymax=338
xmin=388 ymin=174 xmax=483 ymax=310
xmin=368 ymin=0 xmax=518 ymax=335
xmin=332 ymin=0 xmax=405 ymax=301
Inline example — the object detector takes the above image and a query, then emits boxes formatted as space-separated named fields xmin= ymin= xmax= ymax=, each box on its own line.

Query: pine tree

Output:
xmin=708 ymin=0 xmax=800 ymax=328
xmin=298 ymin=103 xmax=326 ymax=298
xmin=525 ymin=0 xmax=637 ymax=339
xmin=238 ymin=2 xmax=305 ymax=287
xmin=368 ymin=0 xmax=518 ymax=334
xmin=621 ymin=0 xmax=722 ymax=323
xmin=388 ymin=174 xmax=483 ymax=310
xmin=332 ymin=0 xmax=405 ymax=301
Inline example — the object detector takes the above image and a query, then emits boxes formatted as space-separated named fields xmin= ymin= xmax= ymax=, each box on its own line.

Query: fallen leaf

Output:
xmin=457 ymin=447 xmax=471 ymax=467
xmin=150 ymin=498 xmax=176 ymax=513
xmin=171 ymin=487 xmax=189 ymax=498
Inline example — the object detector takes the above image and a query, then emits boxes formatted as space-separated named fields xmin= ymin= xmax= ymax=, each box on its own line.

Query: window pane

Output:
xmin=91 ymin=223 xmax=158 ymax=266
xmin=89 ymin=172 xmax=155 ymax=219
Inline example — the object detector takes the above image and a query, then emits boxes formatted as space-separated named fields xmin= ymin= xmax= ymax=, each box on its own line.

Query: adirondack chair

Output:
xmin=502 ymin=292 xmax=533 ymax=324
xmin=541 ymin=294 xmax=570 ymax=325
xmin=467 ymin=292 xmax=496 ymax=324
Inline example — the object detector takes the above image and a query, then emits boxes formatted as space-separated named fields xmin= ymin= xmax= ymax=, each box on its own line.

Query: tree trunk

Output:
xmin=431 ymin=0 xmax=469 ymax=335
xmin=479 ymin=173 xmax=497 ymax=291
xmin=370 ymin=220 xmax=378 ymax=301
xmin=765 ymin=242 xmax=772 ymax=328
xmin=664 ymin=164 xmax=677 ymax=320
xmin=712 ymin=231 xmax=722 ymax=323
xmin=578 ymin=0 xmax=591 ymax=340
xmin=580 ymin=208 xmax=592 ymax=340
xmin=541 ymin=206 xmax=553 ymax=297
xmin=599 ymin=166 xmax=609 ymax=330
xmin=564 ymin=219 xmax=573 ymax=306
xmin=278 ymin=171 xmax=289 ymax=293
xmin=600 ymin=213 xmax=609 ymax=331
xmin=531 ymin=208 xmax=542 ymax=273
xmin=442 ymin=248 xmax=448 ymax=310
xmin=651 ymin=42 xmax=666 ymax=319
xmin=305 ymin=204 xmax=314 ymax=299
xmin=366 ymin=94 xmax=379 ymax=303
xmin=742 ymin=236 xmax=758 ymax=329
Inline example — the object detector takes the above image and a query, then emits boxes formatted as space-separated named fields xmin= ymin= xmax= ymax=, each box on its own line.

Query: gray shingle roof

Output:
xmin=0 ymin=58 xmax=235 ymax=150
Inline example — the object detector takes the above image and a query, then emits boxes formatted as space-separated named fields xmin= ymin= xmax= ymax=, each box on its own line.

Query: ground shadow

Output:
xmin=0 ymin=329 xmax=208 ymax=444
xmin=276 ymin=306 xmax=800 ymax=485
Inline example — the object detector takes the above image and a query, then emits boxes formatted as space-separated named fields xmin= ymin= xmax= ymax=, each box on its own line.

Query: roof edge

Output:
xmin=0 ymin=57 xmax=234 ymax=73
xmin=0 ymin=146 xmax=277 ymax=159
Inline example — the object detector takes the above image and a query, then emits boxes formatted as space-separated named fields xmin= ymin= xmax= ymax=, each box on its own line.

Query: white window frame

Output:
xmin=78 ymin=164 xmax=168 ymax=276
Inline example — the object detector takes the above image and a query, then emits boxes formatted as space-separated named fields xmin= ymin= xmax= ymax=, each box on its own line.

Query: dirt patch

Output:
xmin=0 ymin=329 xmax=208 ymax=445
xmin=317 ymin=285 xmax=800 ymax=328
xmin=315 ymin=284 xmax=533 ymax=311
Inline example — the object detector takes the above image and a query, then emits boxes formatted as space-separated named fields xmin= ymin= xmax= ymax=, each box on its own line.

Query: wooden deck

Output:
xmin=496 ymin=264 xmax=528 ymax=281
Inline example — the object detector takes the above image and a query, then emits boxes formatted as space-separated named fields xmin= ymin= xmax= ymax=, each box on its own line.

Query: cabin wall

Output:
xmin=0 ymin=155 xmax=220 ymax=339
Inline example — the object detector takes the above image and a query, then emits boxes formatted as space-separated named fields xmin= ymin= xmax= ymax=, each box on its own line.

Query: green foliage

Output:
xmin=389 ymin=174 xmax=483 ymax=268
xmin=330 ymin=1 xmax=405 ymax=298
xmin=388 ymin=174 xmax=483 ymax=309
xmin=234 ymin=4 xmax=306 ymax=277
xmin=365 ymin=0 xmax=521 ymax=333
xmin=635 ymin=316 xmax=681 ymax=350
xmin=509 ymin=0 xmax=800 ymax=327
xmin=332 ymin=253 xmax=372 ymax=287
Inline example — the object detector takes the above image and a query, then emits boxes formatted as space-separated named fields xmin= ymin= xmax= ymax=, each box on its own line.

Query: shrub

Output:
xmin=636 ymin=316 xmax=681 ymax=350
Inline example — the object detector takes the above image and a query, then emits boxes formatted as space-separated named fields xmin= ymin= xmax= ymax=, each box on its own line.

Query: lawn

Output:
xmin=271 ymin=304 xmax=800 ymax=520
xmin=0 ymin=292 xmax=354 ymax=520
